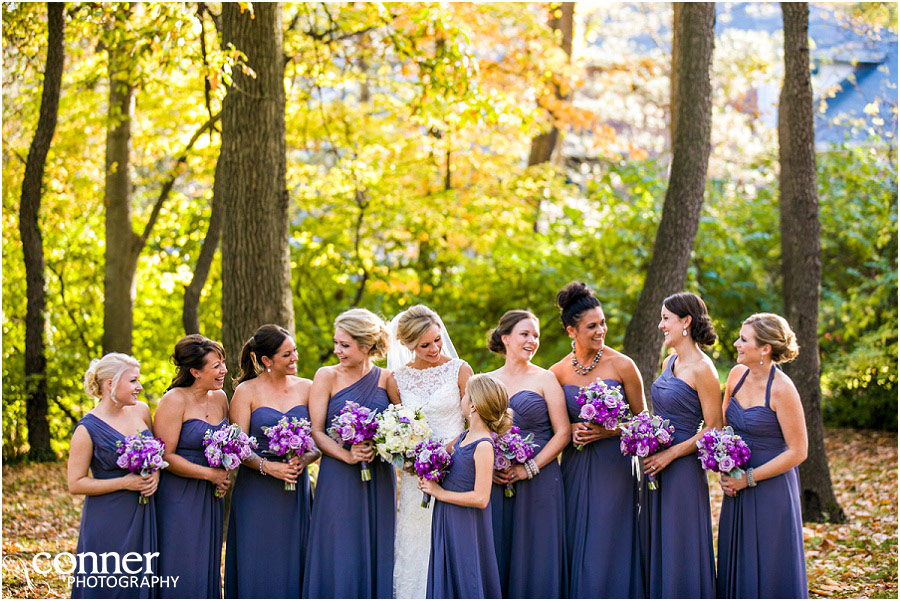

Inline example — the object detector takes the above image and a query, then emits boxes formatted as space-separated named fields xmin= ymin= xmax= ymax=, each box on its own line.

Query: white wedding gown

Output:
xmin=392 ymin=358 xmax=467 ymax=599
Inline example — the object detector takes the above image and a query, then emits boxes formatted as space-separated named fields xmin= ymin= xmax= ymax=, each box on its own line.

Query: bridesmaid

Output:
xmin=486 ymin=309 xmax=570 ymax=598
xmin=68 ymin=353 xmax=158 ymax=598
xmin=154 ymin=335 xmax=230 ymax=598
xmin=642 ymin=292 xmax=722 ymax=598
xmin=304 ymin=308 xmax=400 ymax=598
xmin=549 ymin=282 xmax=646 ymax=598
xmin=717 ymin=313 xmax=808 ymax=598
xmin=419 ymin=374 xmax=509 ymax=599
xmin=225 ymin=324 xmax=318 ymax=597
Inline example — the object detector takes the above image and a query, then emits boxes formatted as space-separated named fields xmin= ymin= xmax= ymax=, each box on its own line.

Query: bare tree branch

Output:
xmin=137 ymin=112 xmax=221 ymax=248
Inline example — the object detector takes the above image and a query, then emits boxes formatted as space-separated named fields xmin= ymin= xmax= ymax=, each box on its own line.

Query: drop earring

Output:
xmin=570 ymin=339 xmax=576 ymax=351
xmin=682 ymin=327 xmax=687 ymax=337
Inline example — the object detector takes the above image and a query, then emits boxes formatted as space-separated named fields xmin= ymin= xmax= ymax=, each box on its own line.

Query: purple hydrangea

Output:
xmin=696 ymin=426 xmax=751 ymax=478
xmin=492 ymin=426 xmax=538 ymax=498
xmin=413 ymin=437 xmax=453 ymax=508
xmin=115 ymin=433 xmax=169 ymax=505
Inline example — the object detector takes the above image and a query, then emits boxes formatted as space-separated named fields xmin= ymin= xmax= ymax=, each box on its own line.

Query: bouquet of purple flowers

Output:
xmin=696 ymin=426 xmax=751 ymax=478
xmin=262 ymin=416 xmax=317 ymax=491
xmin=492 ymin=426 xmax=538 ymax=498
xmin=203 ymin=423 xmax=258 ymax=497
xmin=413 ymin=437 xmax=453 ymax=508
xmin=327 ymin=401 xmax=379 ymax=482
xmin=618 ymin=411 xmax=675 ymax=490
xmin=115 ymin=432 xmax=169 ymax=505
xmin=574 ymin=379 xmax=630 ymax=450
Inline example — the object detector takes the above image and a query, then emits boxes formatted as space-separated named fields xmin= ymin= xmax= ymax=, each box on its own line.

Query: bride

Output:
xmin=387 ymin=305 xmax=472 ymax=599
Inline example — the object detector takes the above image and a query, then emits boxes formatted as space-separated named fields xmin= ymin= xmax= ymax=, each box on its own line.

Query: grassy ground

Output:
xmin=1 ymin=428 xmax=896 ymax=598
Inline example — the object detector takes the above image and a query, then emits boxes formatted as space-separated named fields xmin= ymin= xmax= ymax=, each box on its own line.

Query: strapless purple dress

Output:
xmin=225 ymin=405 xmax=312 ymax=597
xmin=561 ymin=382 xmax=644 ymax=598
xmin=717 ymin=366 xmax=808 ymax=598
xmin=156 ymin=417 xmax=226 ymax=598
xmin=643 ymin=356 xmax=716 ymax=598
xmin=490 ymin=390 xmax=567 ymax=598
xmin=303 ymin=367 xmax=396 ymax=598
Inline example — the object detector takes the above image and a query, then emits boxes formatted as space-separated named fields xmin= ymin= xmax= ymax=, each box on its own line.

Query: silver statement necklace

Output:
xmin=571 ymin=345 xmax=603 ymax=375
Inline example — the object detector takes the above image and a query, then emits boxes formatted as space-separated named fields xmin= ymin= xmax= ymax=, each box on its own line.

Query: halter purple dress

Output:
xmin=156 ymin=417 xmax=226 ymax=598
xmin=490 ymin=390 xmax=567 ymax=598
xmin=643 ymin=356 xmax=716 ymax=598
xmin=303 ymin=367 xmax=396 ymax=599
xmin=71 ymin=414 xmax=158 ymax=599
xmin=561 ymin=382 xmax=644 ymax=598
xmin=225 ymin=405 xmax=313 ymax=597
xmin=717 ymin=366 xmax=808 ymax=598
xmin=427 ymin=432 xmax=501 ymax=599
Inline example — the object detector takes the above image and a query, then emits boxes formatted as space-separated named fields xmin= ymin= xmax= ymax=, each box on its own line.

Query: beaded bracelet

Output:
xmin=259 ymin=457 xmax=267 ymax=476
xmin=746 ymin=467 xmax=756 ymax=488
xmin=526 ymin=459 xmax=539 ymax=479
xmin=524 ymin=461 xmax=534 ymax=479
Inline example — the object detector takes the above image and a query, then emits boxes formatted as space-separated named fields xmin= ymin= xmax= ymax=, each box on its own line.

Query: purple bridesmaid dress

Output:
xmin=643 ymin=356 xmax=716 ymax=598
xmin=156 ymin=418 xmax=226 ymax=598
xmin=71 ymin=414 xmax=158 ymax=599
xmin=427 ymin=432 xmax=501 ymax=599
xmin=490 ymin=390 xmax=567 ymax=598
xmin=561 ymin=382 xmax=644 ymax=598
xmin=716 ymin=366 xmax=808 ymax=598
xmin=225 ymin=405 xmax=312 ymax=597
xmin=303 ymin=367 xmax=396 ymax=599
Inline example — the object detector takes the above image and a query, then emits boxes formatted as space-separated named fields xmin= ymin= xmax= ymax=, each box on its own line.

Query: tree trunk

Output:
xmin=622 ymin=3 xmax=715 ymax=398
xmin=669 ymin=3 xmax=682 ymax=146
xmin=528 ymin=2 xmax=574 ymax=167
xmin=183 ymin=156 xmax=224 ymax=335
xmin=102 ymin=40 xmax=139 ymax=355
xmin=528 ymin=2 xmax=574 ymax=232
xmin=778 ymin=2 xmax=845 ymax=523
xmin=220 ymin=2 xmax=294 ymax=393
xmin=19 ymin=3 xmax=65 ymax=460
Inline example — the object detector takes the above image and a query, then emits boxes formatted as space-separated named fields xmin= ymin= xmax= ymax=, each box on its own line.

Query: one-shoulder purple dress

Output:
xmin=490 ymin=390 xmax=567 ymax=598
xmin=225 ymin=405 xmax=312 ymax=598
xmin=643 ymin=356 xmax=716 ymax=598
xmin=156 ymin=418 xmax=226 ymax=598
xmin=303 ymin=367 xmax=396 ymax=599
xmin=717 ymin=366 xmax=808 ymax=598
xmin=561 ymin=382 xmax=644 ymax=598
xmin=71 ymin=414 xmax=158 ymax=599
xmin=427 ymin=432 xmax=501 ymax=599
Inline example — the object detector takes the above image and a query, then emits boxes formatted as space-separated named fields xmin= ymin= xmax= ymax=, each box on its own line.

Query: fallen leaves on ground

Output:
xmin=2 ymin=428 xmax=896 ymax=598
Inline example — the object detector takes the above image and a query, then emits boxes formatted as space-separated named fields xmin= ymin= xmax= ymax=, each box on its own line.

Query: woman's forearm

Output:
xmin=69 ymin=475 xmax=131 ymax=496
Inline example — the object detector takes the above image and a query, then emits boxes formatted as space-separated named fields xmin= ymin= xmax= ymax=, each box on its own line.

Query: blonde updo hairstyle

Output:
xmin=487 ymin=309 xmax=538 ymax=355
xmin=335 ymin=308 xmax=391 ymax=360
xmin=83 ymin=353 xmax=141 ymax=403
xmin=396 ymin=305 xmax=441 ymax=349
xmin=467 ymin=374 xmax=513 ymax=436
xmin=743 ymin=313 xmax=800 ymax=364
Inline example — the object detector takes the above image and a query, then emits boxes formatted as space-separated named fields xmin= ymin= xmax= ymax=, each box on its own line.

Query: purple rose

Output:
xmin=579 ymin=403 xmax=598 ymax=421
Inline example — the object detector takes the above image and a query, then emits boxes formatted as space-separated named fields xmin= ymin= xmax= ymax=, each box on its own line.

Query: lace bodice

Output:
xmin=393 ymin=358 xmax=467 ymax=598
xmin=393 ymin=358 xmax=466 ymax=442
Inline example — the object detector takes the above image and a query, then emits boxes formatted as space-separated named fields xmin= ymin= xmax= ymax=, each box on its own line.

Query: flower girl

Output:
xmin=418 ymin=374 xmax=510 ymax=598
